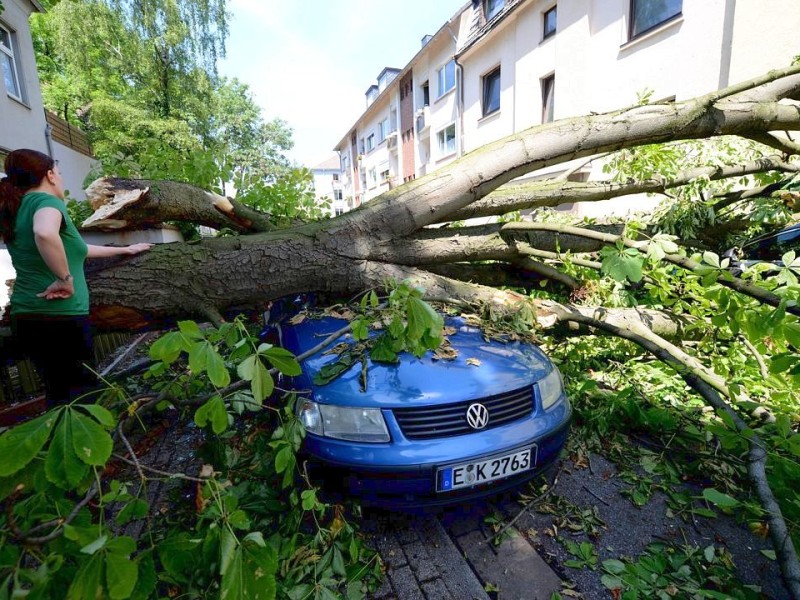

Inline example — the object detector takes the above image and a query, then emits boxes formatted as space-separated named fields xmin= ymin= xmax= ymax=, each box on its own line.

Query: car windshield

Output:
xmin=741 ymin=224 xmax=800 ymax=261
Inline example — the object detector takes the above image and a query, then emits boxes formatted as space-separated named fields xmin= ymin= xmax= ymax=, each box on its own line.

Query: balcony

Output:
xmin=416 ymin=107 xmax=430 ymax=138
xmin=386 ymin=131 xmax=399 ymax=151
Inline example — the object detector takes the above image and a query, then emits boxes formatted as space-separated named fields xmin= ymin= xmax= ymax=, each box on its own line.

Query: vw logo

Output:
xmin=466 ymin=403 xmax=489 ymax=430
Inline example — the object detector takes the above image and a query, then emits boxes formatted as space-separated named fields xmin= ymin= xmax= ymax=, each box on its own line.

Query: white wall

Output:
xmin=52 ymin=142 xmax=96 ymax=201
xmin=0 ymin=0 xmax=47 ymax=154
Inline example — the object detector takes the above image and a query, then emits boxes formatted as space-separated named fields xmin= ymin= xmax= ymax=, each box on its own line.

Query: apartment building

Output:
xmin=1 ymin=0 xmax=95 ymax=199
xmin=311 ymin=155 xmax=348 ymax=217
xmin=334 ymin=0 xmax=800 ymax=216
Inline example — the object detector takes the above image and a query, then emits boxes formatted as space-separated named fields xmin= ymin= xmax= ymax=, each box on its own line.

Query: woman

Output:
xmin=0 ymin=148 xmax=152 ymax=406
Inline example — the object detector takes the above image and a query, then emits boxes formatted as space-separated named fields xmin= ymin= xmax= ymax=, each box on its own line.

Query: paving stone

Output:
xmin=373 ymin=533 xmax=408 ymax=569
xmin=421 ymin=578 xmax=452 ymax=600
xmin=415 ymin=517 xmax=490 ymax=600
xmin=388 ymin=565 xmax=426 ymax=600
xmin=401 ymin=539 xmax=439 ymax=582
xmin=369 ymin=573 xmax=395 ymax=600
xmin=455 ymin=529 xmax=561 ymax=600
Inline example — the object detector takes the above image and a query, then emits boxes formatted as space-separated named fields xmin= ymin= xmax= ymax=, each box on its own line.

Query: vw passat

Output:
xmin=271 ymin=308 xmax=571 ymax=508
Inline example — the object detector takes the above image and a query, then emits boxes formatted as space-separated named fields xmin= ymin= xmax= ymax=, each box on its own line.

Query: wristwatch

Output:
xmin=58 ymin=273 xmax=73 ymax=283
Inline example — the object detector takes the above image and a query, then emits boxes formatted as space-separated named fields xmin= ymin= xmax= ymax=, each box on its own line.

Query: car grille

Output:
xmin=392 ymin=386 xmax=534 ymax=440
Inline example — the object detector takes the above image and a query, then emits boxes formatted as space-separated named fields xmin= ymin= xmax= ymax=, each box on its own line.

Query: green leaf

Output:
xmin=702 ymin=251 xmax=721 ymax=268
xmin=106 ymin=553 xmax=138 ymax=600
xmin=301 ymin=489 xmax=317 ymax=511
xmin=106 ymin=535 xmax=136 ymax=556
xmin=228 ymin=509 xmax=251 ymax=530
xmin=351 ymin=318 xmax=369 ymax=341
xmin=77 ymin=404 xmax=116 ymax=429
xmin=0 ymin=411 xmax=58 ymax=476
xmin=116 ymin=498 xmax=149 ymax=525
xmin=761 ymin=549 xmax=776 ymax=560
xmin=220 ymin=529 xmax=237 ymax=576
xmin=220 ymin=541 xmax=277 ymax=600
xmin=178 ymin=320 xmax=204 ymax=340
xmin=130 ymin=553 xmax=157 ymax=600
xmin=237 ymin=354 xmax=257 ymax=380
xmin=704 ymin=545 xmax=715 ymax=562
xmin=194 ymin=396 xmax=229 ymax=434
xmin=71 ymin=412 xmax=113 ymax=466
xmin=274 ymin=445 xmax=292 ymax=474
xmin=600 ymin=245 xmax=644 ymax=283
xmin=702 ymin=487 xmax=739 ymax=508
xmin=784 ymin=322 xmax=800 ymax=348
xmin=250 ymin=359 xmax=274 ymax=403
xmin=406 ymin=297 xmax=442 ymax=340
xmin=602 ymin=559 xmax=626 ymax=574
xmin=45 ymin=415 xmax=89 ymax=488
xmin=67 ymin=555 xmax=104 ymax=600
xmin=262 ymin=346 xmax=302 ymax=376
xmin=81 ymin=535 xmax=108 ymax=555
xmin=148 ymin=331 xmax=183 ymax=363
xmin=370 ymin=335 xmax=398 ymax=363
xmin=206 ymin=345 xmax=231 ymax=387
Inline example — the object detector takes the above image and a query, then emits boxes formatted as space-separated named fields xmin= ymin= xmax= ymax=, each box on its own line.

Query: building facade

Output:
xmin=0 ymin=0 xmax=95 ymax=200
xmin=334 ymin=0 xmax=800 ymax=216
xmin=310 ymin=155 xmax=347 ymax=217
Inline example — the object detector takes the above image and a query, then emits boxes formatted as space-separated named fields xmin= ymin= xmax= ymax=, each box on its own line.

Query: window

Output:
xmin=422 ymin=81 xmax=430 ymax=107
xmin=541 ymin=74 xmax=555 ymax=123
xmin=332 ymin=173 xmax=339 ymax=181
xmin=380 ymin=169 xmax=390 ymax=182
xmin=484 ymin=0 xmax=504 ymax=21
xmin=335 ymin=208 xmax=344 ymax=216
xmin=359 ymin=138 xmax=365 ymax=154
xmin=366 ymin=134 xmax=375 ymax=152
xmin=436 ymin=60 xmax=456 ymax=98
xmin=368 ymin=168 xmax=377 ymax=187
xmin=334 ymin=189 xmax=343 ymax=201
xmin=437 ymin=124 xmax=456 ymax=156
xmin=378 ymin=118 xmax=389 ymax=142
xmin=0 ymin=24 xmax=22 ymax=100
xmin=543 ymin=6 xmax=557 ymax=39
xmin=482 ymin=67 xmax=501 ymax=117
xmin=630 ymin=0 xmax=682 ymax=39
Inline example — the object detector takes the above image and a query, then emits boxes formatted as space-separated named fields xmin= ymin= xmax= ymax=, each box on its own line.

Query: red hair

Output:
xmin=0 ymin=149 xmax=55 ymax=243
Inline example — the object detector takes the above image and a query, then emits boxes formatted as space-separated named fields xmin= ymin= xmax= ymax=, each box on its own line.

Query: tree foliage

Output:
xmin=30 ymin=0 xmax=295 ymax=192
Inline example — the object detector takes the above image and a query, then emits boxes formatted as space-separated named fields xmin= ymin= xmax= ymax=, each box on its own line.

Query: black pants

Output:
xmin=11 ymin=315 xmax=98 ymax=406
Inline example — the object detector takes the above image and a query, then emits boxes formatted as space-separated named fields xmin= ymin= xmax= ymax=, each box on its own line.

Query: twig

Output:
xmin=491 ymin=467 xmax=562 ymax=545
xmin=741 ymin=336 xmax=771 ymax=381
xmin=116 ymin=424 xmax=146 ymax=491
xmin=110 ymin=454 xmax=207 ymax=483
xmin=582 ymin=484 xmax=610 ymax=506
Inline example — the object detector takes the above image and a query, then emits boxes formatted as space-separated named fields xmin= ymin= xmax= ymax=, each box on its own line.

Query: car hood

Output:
xmin=279 ymin=316 xmax=553 ymax=409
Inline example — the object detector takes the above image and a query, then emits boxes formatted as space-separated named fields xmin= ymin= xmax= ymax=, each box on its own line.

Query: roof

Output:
xmin=311 ymin=155 xmax=342 ymax=171
xmin=334 ymin=2 xmax=471 ymax=151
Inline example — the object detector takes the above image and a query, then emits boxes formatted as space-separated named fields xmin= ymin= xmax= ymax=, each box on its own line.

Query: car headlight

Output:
xmin=297 ymin=400 xmax=390 ymax=443
xmin=538 ymin=368 xmax=564 ymax=410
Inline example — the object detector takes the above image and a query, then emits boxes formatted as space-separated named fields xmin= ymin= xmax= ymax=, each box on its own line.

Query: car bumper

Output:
xmin=302 ymin=399 xmax=571 ymax=508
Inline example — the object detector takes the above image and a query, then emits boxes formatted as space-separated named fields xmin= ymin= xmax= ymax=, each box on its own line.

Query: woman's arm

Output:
xmin=33 ymin=207 xmax=74 ymax=299
xmin=87 ymin=243 xmax=153 ymax=258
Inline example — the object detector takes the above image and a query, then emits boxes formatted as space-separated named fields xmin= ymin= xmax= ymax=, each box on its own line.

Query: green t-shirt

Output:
xmin=7 ymin=192 xmax=89 ymax=316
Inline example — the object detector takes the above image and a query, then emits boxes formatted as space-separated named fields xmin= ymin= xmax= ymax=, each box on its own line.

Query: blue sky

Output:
xmin=219 ymin=0 xmax=464 ymax=168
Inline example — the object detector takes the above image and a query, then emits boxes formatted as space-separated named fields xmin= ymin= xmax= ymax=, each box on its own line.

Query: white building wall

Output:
xmin=728 ymin=0 xmax=800 ymax=85
xmin=0 ymin=0 xmax=46 ymax=155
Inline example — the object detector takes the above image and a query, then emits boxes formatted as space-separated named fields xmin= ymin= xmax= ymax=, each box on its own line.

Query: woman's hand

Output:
xmin=37 ymin=278 xmax=74 ymax=300
xmin=126 ymin=243 xmax=154 ymax=255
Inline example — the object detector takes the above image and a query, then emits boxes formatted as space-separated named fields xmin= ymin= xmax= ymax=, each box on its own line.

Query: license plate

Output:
xmin=437 ymin=446 xmax=537 ymax=492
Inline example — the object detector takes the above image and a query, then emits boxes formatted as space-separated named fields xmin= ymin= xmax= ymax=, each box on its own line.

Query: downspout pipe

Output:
xmin=44 ymin=123 xmax=54 ymax=158
xmin=446 ymin=21 xmax=464 ymax=158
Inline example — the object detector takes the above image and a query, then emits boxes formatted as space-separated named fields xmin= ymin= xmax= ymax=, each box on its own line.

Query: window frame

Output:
xmin=629 ymin=0 xmax=682 ymax=40
xmin=0 ymin=23 xmax=23 ymax=101
xmin=366 ymin=133 xmax=375 ymax=153
xmin=543 ymin=6 xmax=557 ymax=40
xmin=482 ymin=66 xmax=501 ymax=118
xmin=541 ymin=73 xmax=555 ymax=123
xmin=436 ymin=123 xmax=457 ymax=156
xmin=436 ymin=59 xmax=456 ymax=99
xmin=484 ymin=0 xmax=504 ymax=21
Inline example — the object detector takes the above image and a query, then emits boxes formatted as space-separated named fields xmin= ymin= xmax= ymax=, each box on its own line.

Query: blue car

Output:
xmin=269 ymin=305 xmax=571 ymax=508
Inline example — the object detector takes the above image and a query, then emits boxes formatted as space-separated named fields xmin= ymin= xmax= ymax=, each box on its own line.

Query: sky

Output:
xmin=219 ymin=0 xmax=464 ymax=168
